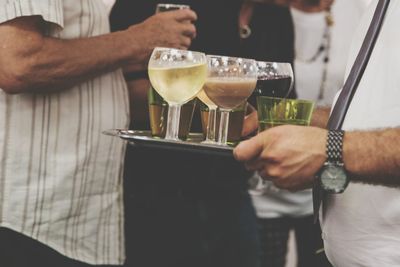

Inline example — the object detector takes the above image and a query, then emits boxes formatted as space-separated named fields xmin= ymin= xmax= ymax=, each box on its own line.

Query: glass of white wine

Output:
xmin=148 ymin=47 xmax=207 ymax=141
xmin=203 ymin=55 xmax=258 ymax=146
xmin=197 ymin=89 xmax=218 ymax=144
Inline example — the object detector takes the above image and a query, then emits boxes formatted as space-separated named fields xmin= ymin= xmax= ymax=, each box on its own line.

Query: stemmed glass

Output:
xmin=253 ymin=61 xmax=294 ymax=100
xmin=197 ymin=89 xmax=218 ymax=144
xmin=203 ymin=55 xmax=258 ymax=146
xmin=148 ymin=47 xmax=207 ymax=140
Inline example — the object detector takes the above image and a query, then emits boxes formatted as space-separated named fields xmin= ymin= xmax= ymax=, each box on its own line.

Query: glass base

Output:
xmin=201 ymin=140 xmax=219 ymax=145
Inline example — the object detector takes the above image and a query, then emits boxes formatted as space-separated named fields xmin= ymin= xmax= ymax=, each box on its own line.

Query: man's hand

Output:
xmin=234 ymin=125 xmax=327 ymax=191
xmin=124 ymin=9 xmax=197 ymax=71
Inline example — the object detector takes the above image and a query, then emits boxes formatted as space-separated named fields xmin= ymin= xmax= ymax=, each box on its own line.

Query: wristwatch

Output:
xmin=318 ymin=130 xmax=349 ymax=193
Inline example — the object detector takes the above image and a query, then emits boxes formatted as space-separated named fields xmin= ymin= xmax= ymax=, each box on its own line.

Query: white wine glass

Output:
xmin=148 ymin=47 xmax=207 ymax=141
xmin=203 ymin=55 xmax=258 ymax=146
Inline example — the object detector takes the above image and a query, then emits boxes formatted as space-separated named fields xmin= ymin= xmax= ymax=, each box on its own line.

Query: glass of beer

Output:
xmin=148 ymin=3 xmax=196 ymax=140
xmin=203 ymin=55 xmax=257 ymax=146
xmin=148 ymin=47 xmax=207 ymax=140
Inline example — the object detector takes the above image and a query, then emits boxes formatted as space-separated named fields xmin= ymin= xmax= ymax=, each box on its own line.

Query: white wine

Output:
xmin=203 ymin=78 xmax=256 ymax=109
xmin=197 ymin=89 xmax=217 ymax=108
xmin=148 ymin=63 xmax=207 ymax=104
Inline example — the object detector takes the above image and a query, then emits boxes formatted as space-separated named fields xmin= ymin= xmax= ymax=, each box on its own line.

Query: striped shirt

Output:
xmin=0 ymin=0 xmax=129 ymax=265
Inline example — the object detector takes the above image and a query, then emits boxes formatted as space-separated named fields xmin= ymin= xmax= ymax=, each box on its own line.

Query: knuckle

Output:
xmin=265 ymin=166 xmax=282 ymax=178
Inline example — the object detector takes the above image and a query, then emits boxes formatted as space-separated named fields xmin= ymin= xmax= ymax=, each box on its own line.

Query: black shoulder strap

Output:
xmin=314 ymin=0 xmax=391 ymax=223
xmin=327 ymin=0 xmax=391 ymax=130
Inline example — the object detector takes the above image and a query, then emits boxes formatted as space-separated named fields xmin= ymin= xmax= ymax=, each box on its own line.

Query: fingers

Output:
xmin=234 ymin=133 xmax=266 ymax=162
xmin=181 ymin=23 xmax=197 ymax=39
xmin=171 ymin=9 xmax=198 ymax=22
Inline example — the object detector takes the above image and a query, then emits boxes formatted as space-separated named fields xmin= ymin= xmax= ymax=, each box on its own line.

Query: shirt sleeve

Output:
xmin=0 ymin=0 xmax=64 ymax=30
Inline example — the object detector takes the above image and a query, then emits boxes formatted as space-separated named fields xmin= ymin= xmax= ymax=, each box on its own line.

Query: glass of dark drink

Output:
xmin=248 ymin=61 xmax=294 ymax=108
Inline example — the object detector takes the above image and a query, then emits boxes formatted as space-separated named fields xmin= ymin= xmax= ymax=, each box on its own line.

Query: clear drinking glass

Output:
xmin=203 ymin=55 xmax=258 ymax=146
xmin=148 ymin=47 xmax=207 ymax=140
xmin=248 ymin=61 xmax=294 ymax=108
xmin=148 ymin=3 xmax=196 ymax=140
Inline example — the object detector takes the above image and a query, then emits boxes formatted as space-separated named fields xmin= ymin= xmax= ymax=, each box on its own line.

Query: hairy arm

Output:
xmin=0 ymin=10 xmax=196 ymax=94
xmin=344 ymin=128 xmax=400 ymax=187
xmin=234 ymin=125 xmax=400 ymax=191
xmin=310 ymin=106 xmax=331 ymax=128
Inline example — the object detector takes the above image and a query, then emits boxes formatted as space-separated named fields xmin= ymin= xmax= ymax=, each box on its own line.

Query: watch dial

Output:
xmin=320 ymin=165 xmax=348 ymax=193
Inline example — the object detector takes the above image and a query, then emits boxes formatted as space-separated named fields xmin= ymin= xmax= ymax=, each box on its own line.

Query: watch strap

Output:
xmin=326 ymin=130 xmax=344 ymax=163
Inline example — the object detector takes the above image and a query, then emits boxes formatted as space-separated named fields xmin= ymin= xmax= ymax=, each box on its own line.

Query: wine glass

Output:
xmin=197 ymin=89 xmax=218 ymax=144
xmin=248 ymin=61 xmax=293 ymax=106
xmin=203 ymin=55 xmax=258 ymax=146
xmin=148 ymin=3 xmax=196 ymax=140
xmin=148 ymin=47 xmax=207 ymax=141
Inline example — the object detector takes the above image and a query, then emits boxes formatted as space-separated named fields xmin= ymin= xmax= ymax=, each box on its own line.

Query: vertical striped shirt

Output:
xmin=0 ymin=0 xmax=129 ymax=265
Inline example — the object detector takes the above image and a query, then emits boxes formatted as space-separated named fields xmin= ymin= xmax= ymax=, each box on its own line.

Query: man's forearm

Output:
xmin=344 ymin=128 xmax=400 ymax=187
xmin=310 ymin=106 xmax=330 ymax=128
xmin=16 ymin=30 xmax=141 ymax=93
xmin=0 ymin=9 xmax=196 ymax=94
xmin=0 ymin=16 xmax=144 ymax=93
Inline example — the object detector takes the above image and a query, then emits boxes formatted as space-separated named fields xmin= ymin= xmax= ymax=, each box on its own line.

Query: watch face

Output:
xmin=320 ymin=164 xmax=348 ymax=193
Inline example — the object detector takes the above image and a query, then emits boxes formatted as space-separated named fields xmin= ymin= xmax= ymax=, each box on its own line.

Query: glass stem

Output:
xmin=218 ymin=109 xmax=230 ymax=145
xmin=205 ymin=107 xmax=217 ymax=142
xmin=165 ymin=103 xmax=182 ymax=140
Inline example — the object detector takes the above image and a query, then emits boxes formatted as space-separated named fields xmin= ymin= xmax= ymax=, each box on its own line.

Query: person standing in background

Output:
xmin=110 ymin=1 xmax=295 ymax=267
xmin=293 ymin=0 xmax=372 ymax=106
xmin=235 ymin=0 xmax=400 ymax=265
xmin=0 ymin=1 xmax=196 ymax=266
xmin=248 ymin=0 xmax=370 ymax=266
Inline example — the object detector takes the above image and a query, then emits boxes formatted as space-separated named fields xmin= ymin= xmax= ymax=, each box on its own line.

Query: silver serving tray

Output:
xmin=103 ymin=129 xmax=234 ymax=157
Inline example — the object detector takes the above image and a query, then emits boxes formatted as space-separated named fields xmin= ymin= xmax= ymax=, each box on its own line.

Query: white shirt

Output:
xmin=0 ymin=0 xmax=129 ymax=265
xmin=321 ymin=1 xmax=400 ymax=266
xmin=293 ymin=0 xmax=371 ymax=107
xmin=251 ymin=0 xmax=369 ymax=219
xmin=102 ymin=0 xmax=116 ymax=14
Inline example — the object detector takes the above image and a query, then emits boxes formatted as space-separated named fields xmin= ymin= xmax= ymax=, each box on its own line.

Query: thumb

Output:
xmin=233 ymin=133 xmax=266 ymax=162
xmin=172 ymin=9 xmax=198 ymax=22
